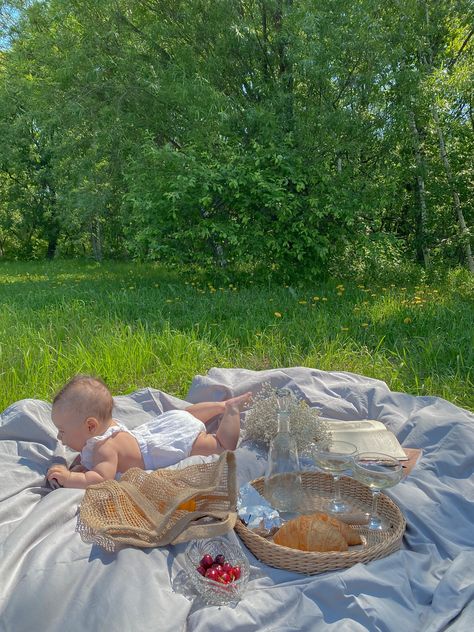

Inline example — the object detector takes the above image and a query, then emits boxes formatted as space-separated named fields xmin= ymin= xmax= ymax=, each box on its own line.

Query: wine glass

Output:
xmin=312 ymin=441 xmax=357 ymax=514
xmin=353 ymin=452 xmax=403 ymax=530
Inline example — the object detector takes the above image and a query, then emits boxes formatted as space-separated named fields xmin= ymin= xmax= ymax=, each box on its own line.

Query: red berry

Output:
xmin=200 ymin=554 xmax=214 ymax=568
xmin=222 ymin=562 xmax=233 ymax=573
xmin=214 ymin=554 xmax=225 ymax=565
xmin=231 ymin=565 xmax=241 ymax=580
xmin=219 ymin=572 xmax=231 ymax=584
xmin=205 ymin=568 xmax=219 ymax=582
xmin=211 ymin=564 xmax=224 ymax=575
xmin=196 ymin=565 xmax=206 ymax=576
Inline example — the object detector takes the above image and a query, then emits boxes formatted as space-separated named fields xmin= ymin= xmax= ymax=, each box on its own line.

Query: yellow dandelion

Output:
xmin=361 ymin=323 xmax=369 ymax=327
xmin=337 ymin=292 xmax=343 ymax=296
xmin=322 ymin=297 xmax=328 ymax=302
xmin=341 ymin=327 xmax=349 ymax=332
xmin=313 ymin=296 xmax=320 ymax=301
xmin=274 ymin=312 xmax=282 ymax=318
xmin=404 ymin=317 xmax=412 ymax=324
xmin=166 ymin=299 xmax=173 ymax=303
xmin=298 ymin=300 xmax=307 ymax=305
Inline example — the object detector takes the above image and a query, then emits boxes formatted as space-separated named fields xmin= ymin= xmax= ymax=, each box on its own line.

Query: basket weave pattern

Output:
xmin=235 ymin=471 xmax=406 ymax=574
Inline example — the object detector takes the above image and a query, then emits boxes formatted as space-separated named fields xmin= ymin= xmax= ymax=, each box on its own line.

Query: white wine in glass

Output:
xmin=353 ymin=452 xmax=403 ymax=530
xmin=312 ymin=441 xmax=357 ymax=514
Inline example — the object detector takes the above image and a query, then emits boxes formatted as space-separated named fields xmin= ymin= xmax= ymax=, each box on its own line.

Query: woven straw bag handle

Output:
xmin=170 ymin=510 xmax=238 ymax=545
xmin=118 ymin=481 xmax=237 ymax=546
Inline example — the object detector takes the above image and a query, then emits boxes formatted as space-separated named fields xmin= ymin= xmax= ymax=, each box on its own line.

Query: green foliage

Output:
xmin=125 ymin=137 xmax=340 ymax=281
xmin=0 ymin=0 xmax=473 ymax=277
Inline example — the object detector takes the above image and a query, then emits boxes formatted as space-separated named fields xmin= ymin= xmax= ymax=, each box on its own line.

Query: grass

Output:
xmin=0 ymin=260 xmax=473 ymax=413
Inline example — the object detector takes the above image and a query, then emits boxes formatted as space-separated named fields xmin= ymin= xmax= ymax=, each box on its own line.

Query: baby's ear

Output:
xmin=86 ymin=417 xmax=99 ymax=433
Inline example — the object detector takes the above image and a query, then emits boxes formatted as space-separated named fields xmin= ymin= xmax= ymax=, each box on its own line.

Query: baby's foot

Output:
xmin=224 ymin=391 xmax=252 ymax=413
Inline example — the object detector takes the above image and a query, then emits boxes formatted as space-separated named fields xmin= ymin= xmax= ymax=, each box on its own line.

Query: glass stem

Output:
xmin=333 ymin=474 xmax=341 ymax=502
xmin=371 ymin=489 xmax=381 ymax=519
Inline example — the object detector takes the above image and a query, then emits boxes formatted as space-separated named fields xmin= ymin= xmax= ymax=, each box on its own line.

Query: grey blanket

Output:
xmin=0 ymin=367 xmax=473 ymax=632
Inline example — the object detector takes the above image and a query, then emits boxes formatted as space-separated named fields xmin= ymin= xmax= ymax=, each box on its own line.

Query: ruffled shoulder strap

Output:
xmin=80 ymin=422 xmax=130 ymax=470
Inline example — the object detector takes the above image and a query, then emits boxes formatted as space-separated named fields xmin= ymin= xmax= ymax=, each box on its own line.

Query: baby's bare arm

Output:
xmin=47 ymin=443 xmax=119 ymax=489
xmin=47 ymin=463 xmax=106 ymax=488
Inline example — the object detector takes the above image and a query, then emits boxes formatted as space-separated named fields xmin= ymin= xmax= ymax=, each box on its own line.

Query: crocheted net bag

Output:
xmin=77 ymin=451 xmax=237 ymax=552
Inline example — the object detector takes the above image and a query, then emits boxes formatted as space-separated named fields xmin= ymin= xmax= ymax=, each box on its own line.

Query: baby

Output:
xmin=46 ymin=375 xmax=251 ymax=489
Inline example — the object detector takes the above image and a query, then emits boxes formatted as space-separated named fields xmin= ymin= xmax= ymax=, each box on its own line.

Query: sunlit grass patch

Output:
xmin=0 ymin=260 xmax=472 ymax=412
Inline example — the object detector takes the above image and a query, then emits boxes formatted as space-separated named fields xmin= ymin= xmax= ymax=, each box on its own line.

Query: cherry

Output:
xmin=222 ymin=562 xmax=233 ymax=573
xmin=196 ymin=565 xmax=206 ymax=576
xmin=214 ymin=553 xmax=225 ymax=565
xmin=200 ymin=554 xmax=214 ymax=568
xmin=205 ymin=568 xmax=219 ymax=581
xmin=211 ymin=564 xmax=224 ymax=575
xmin=231 ymin=565 xmax=241 ymax=580
xmin=219 ymin=572 xmax=231 ymax=584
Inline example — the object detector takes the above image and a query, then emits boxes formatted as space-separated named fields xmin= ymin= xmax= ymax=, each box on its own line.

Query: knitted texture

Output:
xmin=76 ymin=451 xmax=237 ymax=551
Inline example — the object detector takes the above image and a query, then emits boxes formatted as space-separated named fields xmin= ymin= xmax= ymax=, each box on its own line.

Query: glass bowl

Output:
xmin=184 ymin=537 xmax=250 ymax=606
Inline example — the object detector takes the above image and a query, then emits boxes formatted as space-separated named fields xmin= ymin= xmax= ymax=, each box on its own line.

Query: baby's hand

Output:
xmin=70 ymin=464 xmax=87 ymax=473
xmin=47 ymin=464 xmax=71 ymax=487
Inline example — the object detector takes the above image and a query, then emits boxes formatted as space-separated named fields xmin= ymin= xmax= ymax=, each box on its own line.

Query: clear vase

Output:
xmin=263 ymin=388 xmax=302 ymax=513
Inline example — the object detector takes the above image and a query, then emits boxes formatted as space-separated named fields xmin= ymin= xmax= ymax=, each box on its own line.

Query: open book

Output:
xmin=323 ymin=419 xmax=408 ymax=460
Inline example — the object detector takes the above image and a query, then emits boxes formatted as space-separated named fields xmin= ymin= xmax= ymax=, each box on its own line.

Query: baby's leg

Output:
xmin=185 ymin=401 xmax=226 ymax=424
xmin=190 ymin=392 xmax=252 ymax=455
xmin=215 ymin=392 xmax=251 ymax=450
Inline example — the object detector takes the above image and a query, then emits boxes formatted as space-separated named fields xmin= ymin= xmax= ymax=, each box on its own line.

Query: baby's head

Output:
xmin=51 ymin=375 xmax=114 ymax=451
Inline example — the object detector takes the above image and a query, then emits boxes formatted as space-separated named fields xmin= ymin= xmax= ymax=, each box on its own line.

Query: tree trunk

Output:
xmin=408 ymin=111 xmax=430 ymax=268
xmin=90 ymin=218 xmax=103 ymax=261
xmin=274 ymin=0 xmax=294 ymax=133
xmin=46 ymin=231 xmax=59 ymax=259
xmin=432 ymin=105 xmax=474 ymax=273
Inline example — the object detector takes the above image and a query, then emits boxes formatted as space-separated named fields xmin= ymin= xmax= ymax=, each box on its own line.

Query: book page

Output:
xmin=324 ymin=420 xmax=407 ymax=460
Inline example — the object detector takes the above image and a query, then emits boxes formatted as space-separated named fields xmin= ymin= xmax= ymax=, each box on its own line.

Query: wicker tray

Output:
xmin=235 ymin=471 xmax=406 ymax=575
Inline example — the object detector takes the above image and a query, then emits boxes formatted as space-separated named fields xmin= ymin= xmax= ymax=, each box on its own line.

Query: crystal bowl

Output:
xmin=184 ymin=537 xmax=250 ymax=606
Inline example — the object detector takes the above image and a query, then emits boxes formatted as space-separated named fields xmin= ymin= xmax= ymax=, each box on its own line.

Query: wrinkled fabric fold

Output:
xmin=1 ymin=369 xmax=473 ymax=631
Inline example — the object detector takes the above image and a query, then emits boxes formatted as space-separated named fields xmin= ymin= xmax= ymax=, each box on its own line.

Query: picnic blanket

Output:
xmin=0 ymin=367 xmax=473 ymax=632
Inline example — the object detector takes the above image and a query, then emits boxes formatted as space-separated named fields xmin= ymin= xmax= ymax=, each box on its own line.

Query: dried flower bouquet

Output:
xmin=243 ymin=382 xmax=332 ymax=452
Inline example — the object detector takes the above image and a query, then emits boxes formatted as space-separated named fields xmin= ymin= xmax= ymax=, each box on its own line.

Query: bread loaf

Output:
xmin=273 ymin=513 xmax=362 ymax=552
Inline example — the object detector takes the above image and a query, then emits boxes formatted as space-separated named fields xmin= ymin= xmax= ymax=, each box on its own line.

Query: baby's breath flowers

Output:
xmin=243 ymin=383 xmax=332 ymax=452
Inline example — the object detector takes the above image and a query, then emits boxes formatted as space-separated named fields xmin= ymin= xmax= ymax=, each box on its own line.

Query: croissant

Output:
xmin=312 ymin=512 xmax=362 ymax=546
xmin=273 ymin=513 xmax=362 ymax=552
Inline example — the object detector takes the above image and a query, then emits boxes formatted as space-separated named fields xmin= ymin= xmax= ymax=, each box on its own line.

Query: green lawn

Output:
xmin=0 ymin=260 xmax=472 ymax=413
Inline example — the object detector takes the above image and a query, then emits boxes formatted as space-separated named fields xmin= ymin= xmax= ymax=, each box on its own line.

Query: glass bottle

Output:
xmin=263 ymin=388 xmax=302 ymax=513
